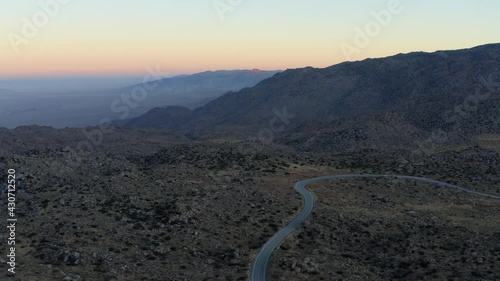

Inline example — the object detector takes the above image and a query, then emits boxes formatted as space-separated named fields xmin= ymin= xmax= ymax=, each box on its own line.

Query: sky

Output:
xmin=1 ymin=0 xmax=499 ymax=78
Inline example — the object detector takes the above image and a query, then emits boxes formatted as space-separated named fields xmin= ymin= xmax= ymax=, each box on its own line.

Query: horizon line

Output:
xmin=2 ymin=42 xmax=499 ymax=80
xmin=0 ymin=68 xmax=284 ymax=80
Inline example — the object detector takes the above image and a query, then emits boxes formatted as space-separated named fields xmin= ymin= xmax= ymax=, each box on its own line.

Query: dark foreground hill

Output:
xmin=1 ymin=125 xmax=499 ymax=280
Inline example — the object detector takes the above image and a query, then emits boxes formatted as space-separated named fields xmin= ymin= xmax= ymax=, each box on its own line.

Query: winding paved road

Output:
xmin=251 ymin=174 xmax=500 ymax=281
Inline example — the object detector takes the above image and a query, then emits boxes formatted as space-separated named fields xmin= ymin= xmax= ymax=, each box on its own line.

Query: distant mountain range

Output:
xmin=125 ymin=43 xmax=500 ymax=151
xmin=0 ymin=70 xmax=280 ymax=129
xmin=113 ymin=69 xmax=281 ymax=126
xmin=123 ymin=69 xmax=282 ymax=98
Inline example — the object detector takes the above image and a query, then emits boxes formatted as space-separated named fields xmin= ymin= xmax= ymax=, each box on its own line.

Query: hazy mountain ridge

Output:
xmin=123 ymin=69 xmax=281 ymax=97
xmin=0 ymin=70 xmax=280 ymax=129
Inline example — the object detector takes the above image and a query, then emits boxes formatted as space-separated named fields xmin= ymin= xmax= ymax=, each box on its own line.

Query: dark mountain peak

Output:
xmin=127 ymin=43 xmax=500 ymax=148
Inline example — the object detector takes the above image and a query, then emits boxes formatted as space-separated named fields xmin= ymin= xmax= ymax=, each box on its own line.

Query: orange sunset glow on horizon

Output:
xmin=1 ymin=0 xmax=499 ymax=78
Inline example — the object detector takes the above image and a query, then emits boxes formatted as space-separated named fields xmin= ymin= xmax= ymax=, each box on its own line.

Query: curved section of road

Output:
xmin=251 ymin=174 xmax=500 ymax=281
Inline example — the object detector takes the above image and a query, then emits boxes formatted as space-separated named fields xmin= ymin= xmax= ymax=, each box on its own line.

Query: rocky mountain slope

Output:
xmin=126 ymin=44 xmax=500 ymax=151
xmin=125 ymin=106 xmax=194 ymax=130
xmin=196 ymin=44 xmax=500 ymax=128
